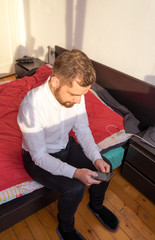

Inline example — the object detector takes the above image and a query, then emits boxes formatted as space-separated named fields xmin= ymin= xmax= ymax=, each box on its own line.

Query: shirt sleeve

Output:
xmin=73 ymin=95 xmax=102 ymax=163
xmin=17 ymin=99 xmax=76 ymax=178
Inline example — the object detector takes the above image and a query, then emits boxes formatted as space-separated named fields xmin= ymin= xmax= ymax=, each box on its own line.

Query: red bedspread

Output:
xmin=0 ymin=65 xmax=53 ymax=191
xmin=0 ymin=65 xmax=124 ymax=191
xmin=85 ymin=91 xmax=124 ymax=143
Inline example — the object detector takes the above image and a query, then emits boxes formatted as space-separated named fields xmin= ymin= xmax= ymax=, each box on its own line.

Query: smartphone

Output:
xmin=91 ymin=171 xmax=114 ymax=182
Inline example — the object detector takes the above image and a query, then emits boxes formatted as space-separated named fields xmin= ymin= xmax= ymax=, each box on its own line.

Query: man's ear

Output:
xmin=51 ymin=76 xmax=60 ymax=89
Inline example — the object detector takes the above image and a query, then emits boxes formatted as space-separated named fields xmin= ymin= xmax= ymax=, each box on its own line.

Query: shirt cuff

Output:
xmin=91 ymin=151 xmax=102 ymax=164
xmin=61 ymin=163 xmax=77 ymax=178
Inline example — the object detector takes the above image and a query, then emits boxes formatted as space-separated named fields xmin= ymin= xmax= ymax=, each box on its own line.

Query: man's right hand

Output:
xmin=73 ymin=168 xmax=101 ymax=186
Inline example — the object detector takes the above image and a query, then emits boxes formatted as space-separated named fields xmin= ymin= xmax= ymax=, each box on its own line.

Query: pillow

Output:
xmin=102 ymin=147 xmax=125 ymax=169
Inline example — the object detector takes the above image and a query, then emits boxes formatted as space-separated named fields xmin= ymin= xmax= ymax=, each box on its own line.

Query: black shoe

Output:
xmin=88 ymin=202 xmax=119 ymax=232
xmin=57 ymin=225 xmax=86 ymax=240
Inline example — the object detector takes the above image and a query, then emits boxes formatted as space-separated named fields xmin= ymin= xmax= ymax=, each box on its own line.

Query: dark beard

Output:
xmin=54 ymin=87 xmax=75 ymax=108
xmin=61 ymin=102 xmax=75 ymax=108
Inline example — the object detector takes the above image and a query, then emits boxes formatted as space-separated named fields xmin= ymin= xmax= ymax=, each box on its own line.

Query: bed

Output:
xmin=0 ymin=45 xmax=154 ymax=233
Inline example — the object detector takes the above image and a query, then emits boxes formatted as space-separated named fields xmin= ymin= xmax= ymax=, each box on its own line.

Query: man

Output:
xmin=17 ymin=49 xmax=119 ymax=240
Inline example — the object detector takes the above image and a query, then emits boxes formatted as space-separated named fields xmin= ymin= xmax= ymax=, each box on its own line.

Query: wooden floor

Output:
xmin=0 ymin=75 xmax=155 ymax=240
xmin=0 ymin=167 xmax=155 ymax=240
xmin=0 ymin=74 xmax=16 ymax=83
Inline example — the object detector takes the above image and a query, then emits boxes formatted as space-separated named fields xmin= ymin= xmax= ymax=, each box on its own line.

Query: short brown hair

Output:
xmin=53 ymin=49 xmax=96 ymax=87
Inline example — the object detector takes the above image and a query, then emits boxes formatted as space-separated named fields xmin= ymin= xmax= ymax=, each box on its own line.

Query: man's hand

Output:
xmin=94 ymin=158 xmax=110 ymax=173
xmin=73 ymin=168 xmax=101 ymax=186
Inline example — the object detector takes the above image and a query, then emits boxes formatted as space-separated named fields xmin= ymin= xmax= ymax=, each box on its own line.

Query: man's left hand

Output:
xmin=94 ymin=158 xmax=110 ymax=173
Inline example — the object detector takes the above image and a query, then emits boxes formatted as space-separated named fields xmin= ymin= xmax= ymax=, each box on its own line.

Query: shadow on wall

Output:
xmin=14 ymin=0 xmax=87 ymax=65
xmin=66 ymin=0 xmax=87 ymax=50
xmin=18 ymin=0 xmax=44 ymax=59
xmin=20 ymin=0 xmax=87 ymax=61
xmin=144 ymin=75 xmax=155 ymax=86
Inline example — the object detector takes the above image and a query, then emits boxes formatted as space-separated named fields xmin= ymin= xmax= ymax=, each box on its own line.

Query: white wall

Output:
xmin=16 ymin=0 xmax=155 ymax=85
xmin=0 ymin=0 xmax=20 ymax=77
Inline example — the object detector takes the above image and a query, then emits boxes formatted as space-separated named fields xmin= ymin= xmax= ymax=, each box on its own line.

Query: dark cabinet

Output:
xmin=15 ymin=58 xmax=46 ymax=78
xmin=121 ymin=132 xmax=155 ymax=203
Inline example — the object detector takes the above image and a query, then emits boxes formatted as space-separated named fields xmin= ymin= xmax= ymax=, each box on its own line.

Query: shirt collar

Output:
xmin=45 ymin=77 xmax=62 ymax=110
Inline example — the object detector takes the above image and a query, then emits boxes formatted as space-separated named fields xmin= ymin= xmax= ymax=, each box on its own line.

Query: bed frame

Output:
xmin=0 ymin=45 xmax=155 ymax=233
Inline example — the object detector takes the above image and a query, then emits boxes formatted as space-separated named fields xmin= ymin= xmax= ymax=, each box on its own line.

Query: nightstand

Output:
xmin=15 ymin=58 xmax=46 ymax=78
xmin=121 ymin=131 xmax=155 ymax=203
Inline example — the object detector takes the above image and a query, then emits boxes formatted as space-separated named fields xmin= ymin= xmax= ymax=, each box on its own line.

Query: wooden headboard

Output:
xmin=55 ymin=45 xmax=155 ymax=130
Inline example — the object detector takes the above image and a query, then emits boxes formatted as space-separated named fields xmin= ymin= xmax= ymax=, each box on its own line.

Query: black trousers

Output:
xmin=23 ymin=137 xmax=112 ymax=232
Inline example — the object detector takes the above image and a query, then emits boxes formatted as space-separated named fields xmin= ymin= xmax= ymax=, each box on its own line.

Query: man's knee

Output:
xmin=63 ymin=179 xmax=85 ymax=202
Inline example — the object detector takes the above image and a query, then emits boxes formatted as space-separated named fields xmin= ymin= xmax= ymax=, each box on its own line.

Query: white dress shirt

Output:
xmin=17 ymin=77 xmax=101 ymax=178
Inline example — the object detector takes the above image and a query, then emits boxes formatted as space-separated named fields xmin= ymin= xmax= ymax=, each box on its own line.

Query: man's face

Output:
xmin=52 ymin=79 xmax=91 ymax=108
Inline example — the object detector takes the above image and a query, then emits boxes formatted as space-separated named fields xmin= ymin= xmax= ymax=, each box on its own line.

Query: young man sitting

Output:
xmin=17 ymin=49 xmax=119 ymax=240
